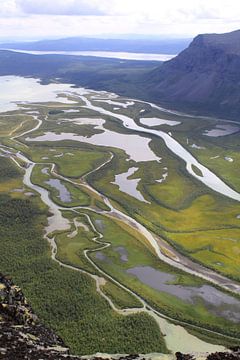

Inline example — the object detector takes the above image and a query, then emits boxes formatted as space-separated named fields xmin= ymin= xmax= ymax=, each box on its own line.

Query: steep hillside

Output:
xmin=1 ymin=273 xmax=239 ymax=359
xmin=0 ymin=273 xmax=186 ymax=360
xmin=0 ymin=30 xmax=240 ymax=120
xmin=145 ymin=30 xmax=240 ymax=119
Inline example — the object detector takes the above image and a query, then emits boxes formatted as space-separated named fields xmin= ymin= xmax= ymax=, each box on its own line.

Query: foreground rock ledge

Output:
xmin=0 ymin=273 xmax=239 ymax=360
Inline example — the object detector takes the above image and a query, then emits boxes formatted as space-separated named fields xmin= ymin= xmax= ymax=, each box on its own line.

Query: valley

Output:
xmin=0 ymin=76 xmax=240 ymax=357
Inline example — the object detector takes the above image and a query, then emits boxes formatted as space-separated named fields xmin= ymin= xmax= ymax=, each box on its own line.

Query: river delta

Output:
xmin=0 ymin=76 xmax=240 ymax=357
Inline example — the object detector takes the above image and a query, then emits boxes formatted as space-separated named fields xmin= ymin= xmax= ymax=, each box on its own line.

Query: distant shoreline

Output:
xmin=1 ymin=49 xmax=176 ymax=61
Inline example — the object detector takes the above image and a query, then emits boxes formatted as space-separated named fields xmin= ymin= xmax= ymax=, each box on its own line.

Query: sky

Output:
xmin=0 ymin=0 xmax=240 ymax=40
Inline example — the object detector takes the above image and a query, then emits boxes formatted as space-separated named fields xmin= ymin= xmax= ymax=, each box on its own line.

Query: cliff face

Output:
xmin=145 ymin=30 xmax=240 ymax=119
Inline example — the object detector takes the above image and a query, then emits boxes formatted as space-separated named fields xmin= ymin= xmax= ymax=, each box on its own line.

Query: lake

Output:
xmin=4 ymin=49 xmax=176 ymax=61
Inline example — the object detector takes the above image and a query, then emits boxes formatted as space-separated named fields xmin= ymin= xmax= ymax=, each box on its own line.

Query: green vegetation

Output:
xmin=55 ymin=213 xmax=99 ymax=274
xmin=0 ymin=113 xmax=36 ymax=137
xmin=25 ymin=144 xmax=109 ymax=178
xmin=52 ymin=204 xmax=240 ymax=342
xmin=1 ymin=86 xmax=240 ymax=354
xmin=86 ymin=212 xmax=240 ymax=341
xmin=55 ymin=211 xmax=143 ymax=309
xmin=31 ymin=164 xmax=90 ymax=207
xmin=88 ymin=130 xmax=240 ymax=280
xmin=191 ymin=164 xmax=203 ymax=177
xmin=0 ymin=157 xmax=167 ymax=355
xmin=101 ymin=280 xmax=142 ymax=309
xmin=170 ymin=117 xmax=240 ymax=192
xmin=165 ymin=228 xmax=240 ymax=280
xmin=0 ymin=156 xmax=22 ymax=181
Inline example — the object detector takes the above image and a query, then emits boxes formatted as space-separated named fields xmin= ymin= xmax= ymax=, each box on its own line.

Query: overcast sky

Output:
xmin=0 ymin=0 xmax=240 ymax=40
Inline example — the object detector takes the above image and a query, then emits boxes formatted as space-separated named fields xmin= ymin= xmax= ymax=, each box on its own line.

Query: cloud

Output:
xmin=0 ymin=0 xmax=21 ymax=17
xmin=16 ymin=0 xmax=105 ymax=16
xmin=0 ymin=0 xmax=239 ymax=40
xmin=1 ymin=0 xmax=240 ymax=21
xmin=99 ymin=0 xmax=240 ymax=23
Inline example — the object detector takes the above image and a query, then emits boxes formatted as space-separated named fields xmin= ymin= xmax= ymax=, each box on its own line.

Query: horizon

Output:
xmin=0 ymin=0 xmax=240 ymax=40
xmin=1 ymin=28 xmax=239 ymax=44
xmin=1 ymin=2 xmax=240 ymax=358
xmin=0 ymin=34 xmax=193 ymax=42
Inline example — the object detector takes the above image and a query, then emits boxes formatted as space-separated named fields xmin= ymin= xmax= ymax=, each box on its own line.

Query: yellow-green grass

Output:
xmin=101 ymin=280 xmax=142 ymax=309
xmin=1 ymin=137 xmax=28 ymax=152
xmin=88 ymin=135 xmax=240 ymax=279
xmin=0 ymin=197 xmax=167 ymax=355
xmin=55 ymin=211 xmax=144 ymax=309
xmin=165 ymin=228 xmax=240 ymax=280
xmin=0 ymin=177 xmax=22 ymax=193
xmin=24 ymin=145 xmax=109 ymax=178
xmin=14 ymin=117 xmax=39 ymax=137
xmin=89 ymin=135 xmax=207 ymax=212
xmin=130 ymin=194 xmax=240 ymax=280
xmin=0 ymin=114 xmax=36 ymax=137
xmin=0 ymin=115 xmax=21 ymax=136
xmin=138 ymin=194 xmax=240 ymax=232
xmin=90 ymin=154 xmax=240 ymax=235
xmin=87 ymin=212 xmax=240 ymax=340
xmin=191 ymin=145 xmax=240 ymax=193
xmin=0 ymin=151 xmax=167 ymax=355
xmin=20 ymin=142 xmax=111 ymax=210
xmin=87 ymin=211 xmax=203 ymax=286
xmin=171 ymin=124 xmax=240 ymax=193
xmin=134 ymin=158 xmax=204 ymax=209
xmin=31 ymin=164 xmax=90 ymax=207
xmin=57 ymin=207 xmax=238 ymax=338
xmin=55 ymin=213 xmax=99 ymax=274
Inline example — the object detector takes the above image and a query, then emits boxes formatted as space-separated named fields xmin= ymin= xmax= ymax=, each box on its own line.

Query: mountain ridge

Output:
xmin=0 ymin=30 xmax=239 ymax=120
xmin=0 ymin=36 xmax=190 ymax=54
xmin=144 ymin=29 xmax=240 ymax=119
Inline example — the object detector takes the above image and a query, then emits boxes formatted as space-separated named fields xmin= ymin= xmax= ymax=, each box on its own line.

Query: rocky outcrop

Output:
xmin=0 ymin=273 xmax=81 ymax=359
xmin=207 ymin=347 xmax=240 ymax=360
xmin=0 ymin=274 xmax=239 ymax=360
xmin=145 ymin=29 xmax=240 ymax=120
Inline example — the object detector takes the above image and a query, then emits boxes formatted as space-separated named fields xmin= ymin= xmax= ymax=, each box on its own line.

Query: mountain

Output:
xmin=0 ymin=30 xmax=240 ymax=120
xmin=144 ymin=29 xmax=240 ymax=119
xmin=0 ymin=36 xmax=190 ymax=54
xmin=0 ymin=50 xmax=159 ymax=98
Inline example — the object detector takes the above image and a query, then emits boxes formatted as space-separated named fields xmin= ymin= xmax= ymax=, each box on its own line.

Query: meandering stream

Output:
xmin=10 ymin=149 xmax=228 ymax=355
xmin=2 ymin=81 xmax=240 ymax=355
xmin=25 ymin=91 xmax=240 ymax=293
xmin=80 ymin=95 xmax=240 ymax=202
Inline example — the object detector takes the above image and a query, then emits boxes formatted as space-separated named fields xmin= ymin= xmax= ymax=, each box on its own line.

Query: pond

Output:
xmin=127 ymin=266 xmax=240 ymax=323
xmin=140 ymin=117 xmax=181 ymax=127
xmin=115 ymin=246 xmax=128 ymax=262
xmin=45 ymin=179 xmax=72 ymax=203
xmin=203 ymin=123 xmax=239 ymax=137
xmin=26 ymin=130 xmax=160 ymax=163
xmin=112 ymin=167 xmax=149 ymax=203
